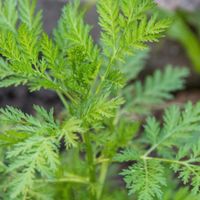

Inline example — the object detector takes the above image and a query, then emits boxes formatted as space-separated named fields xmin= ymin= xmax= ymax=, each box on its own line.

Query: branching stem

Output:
xmin=141 ymin=155 xmax=197 ymax=169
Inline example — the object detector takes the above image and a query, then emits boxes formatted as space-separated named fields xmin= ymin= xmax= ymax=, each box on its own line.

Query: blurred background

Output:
xmin=1 ymin=0 xmax=200 ymax=113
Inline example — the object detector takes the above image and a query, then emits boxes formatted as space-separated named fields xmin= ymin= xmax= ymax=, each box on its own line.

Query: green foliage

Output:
xmin=121 ymin=160 xmax=166 ymax=199
xmin=163 ymin=9 xmax=200 ymax=73
xmin=163 ymin=187 xmax=200 ymax=200
xmin=74 ymin=94 xmax=124 ymax=125
xmin=116 ymin=102 xmax=200 ymax=200
xmin=133 ymin=66 xmax=189 ymax=104
xmin=124 ymin=66 xmax=189 ymax=114
xmin=54 ymin=0 xmax=99 ymax=62
xmin=97 ymin=0 xmax=171 ymax=62
xmin=0 ymin=0 xmax=199 ymax=200
xmin=0 ymin=106 xmax=83 ymax=199
xmin=0 ymin=0 xmax=18 ymax=32
xmin=0 ymin=105 xmax=58 ymax=136
xmin=60 ymin=118 xmax=83 ymax=149
xmin=172 ymin=143 xmax=200 ymax=194
xmin=121 ymin=48 xmax=150 ymax=81
xmin=18 ymin=0 xmax=42 ymax=36
xmin=103 ymin=190 xmax=133 ymax=200
xmin=149 ymin=102 xmax=200 ymax=150
xmin=114 ymin=149 xmax=139 ymax=165
xmin=7 ymin=136 xmax=59 ymax=199
xmin=0 ymin=1 xmax=60 ymax=93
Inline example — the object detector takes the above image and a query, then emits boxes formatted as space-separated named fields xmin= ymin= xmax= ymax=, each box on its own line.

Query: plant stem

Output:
xmin=169 ymin=13 xmax=200 ymax=73
xmin=56 ymin=91 xmax=69 ymax=111
xmin=84 ymin=132 xmax=97 ymax=200
xmin=95 ymin=10 xmax=133 ymax=95
xmin=44 ymin=72 xmax=75 ymax=105
xmin=143 ymin=127 xmax=180 ymax=157
xmin=94 ymin=2 xmax=132 ymax=95
xmin=35 ymin=174 xmax=89 ymax=184
xmin=95 ymin=57 xmax=114 ymax=94
xmin=141 ymin=155 xmax=200 ymax=177
xmin=96 ymin=157 xmax=110 ymax=164
xmin=141 ymin=155 xmax=195 ymax=168
xmin=97 ymin=161 xmax=109 ymax=200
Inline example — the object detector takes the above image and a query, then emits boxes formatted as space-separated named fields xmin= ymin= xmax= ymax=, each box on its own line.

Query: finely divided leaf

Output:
xmin=121 ymin=160 xmax=166 ymax=200
xmin=18 ymin=0 xmax=42 ymax=36
xmin=0 ymin=0 xmax=18 ymax=33
xmin=133 ymin=66 xmax=189 ymax=106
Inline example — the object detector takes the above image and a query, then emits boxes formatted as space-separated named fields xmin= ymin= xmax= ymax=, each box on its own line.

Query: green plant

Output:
xmin=158 ymin=8 xmax=200 ymax=73
xmin=0 ymin=0 xmax=199 ymax=200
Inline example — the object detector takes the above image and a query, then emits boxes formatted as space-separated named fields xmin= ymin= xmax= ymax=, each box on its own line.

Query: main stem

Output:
xmin=97 ymin=161 xmax=109 ymax=200
xmin=85 ymin=33 xmax=120 ymax=199
xmin=84 ymin=132 xmax=97 ymax=200
xmin=84 ymin=58 xmax=113 ymax=199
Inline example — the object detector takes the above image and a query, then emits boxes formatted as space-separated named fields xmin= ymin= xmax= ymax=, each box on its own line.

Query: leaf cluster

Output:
xmin=116 ymin=102 xmax=200 ymax=199
xmin=0 ymin=0 xmax=199 ymax=200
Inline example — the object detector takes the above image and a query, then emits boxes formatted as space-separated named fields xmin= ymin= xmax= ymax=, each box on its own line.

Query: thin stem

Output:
xmin=97 ymin=161 xmax=109 ymax=200
xmin=143 ymin=127 xmax=180 ymax=157
xmin=35 ymin=174 xmax=89 ymax=185
xmin=43 ymin=71 xmax=75 ymax=104
xmin=44 ymin=71 xmax=76 ymax=106
xmin=143 ymin=144 xmax=158 ymax=157
xmin=60 ymin=89 xmax=76 ymax=104
xmin=142 ymin=155 xmax=200 ymax=179
xmin=95 ymin=157 xmax=110 ymax=164
xmin=95 ymin=57 xmax=114 ymax=94
xmin=63 ymin=92 xmax=75 ymax=105
xmin=89 ymin=62 xmax=102 ymax=95
xmin=94 ymin=1 xmax=134 ymax=95
xmin=141 ymin=155 xmax=194 ymax=167
xmin=95 ymin=9 xmax=134 ymax=95
xmin=56 ymin=91 xmax=69 ymax=111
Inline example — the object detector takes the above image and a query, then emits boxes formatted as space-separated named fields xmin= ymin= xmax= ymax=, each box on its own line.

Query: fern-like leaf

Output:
xmin=59 ymin=118 xmax=84 ymax=149
xmin=18 ymin=0 xmax=42 ymax=36
xmin=76 ymin=95 xmax=124 ymax=124
xmin=131 ymin=66 xmax=189 ymax=111
xmin=7 ymin=136 xmax=59 ymax=199
xmin=54 ymin=0 xmax=99 ymax=62
xmin=97 ymin=0 xmax=170 ymax=62
xmin=97 ymin=0 xmax=120 ymax=57
xmin=0 ymin=0 xmax=17 ymax=33
xmin=121 ymin=160 xmax=166 ymax=200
